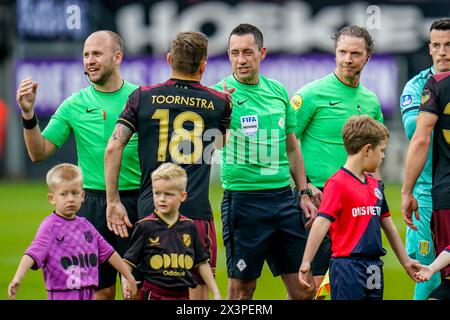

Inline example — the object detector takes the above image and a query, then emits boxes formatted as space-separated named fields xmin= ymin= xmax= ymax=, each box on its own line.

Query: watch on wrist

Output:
xmin=298 ymin=188 xmax=312 ymax=197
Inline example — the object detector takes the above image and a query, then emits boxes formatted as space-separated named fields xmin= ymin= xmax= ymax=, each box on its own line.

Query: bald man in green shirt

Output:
xmin=16 ymin=30 xmax=140 ymax=300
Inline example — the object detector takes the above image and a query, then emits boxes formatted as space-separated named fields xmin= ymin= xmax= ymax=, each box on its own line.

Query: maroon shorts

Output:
xmin=192 ymin=218 xmax=217 ymax=285
xmin=431 ymin=209 xmax=450 ymax=278
xmin=141 ymin=280 xmax=189 ymax=300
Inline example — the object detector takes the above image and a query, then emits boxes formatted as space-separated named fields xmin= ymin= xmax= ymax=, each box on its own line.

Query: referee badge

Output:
xmin=418 ymin=240 xmax=430 ymax=256
xmin=183 ymin=234 xmax=191 ymax=247
xmin=240 ymin=115 xmax=258 ymax=137
xmin=290 ymin=95 xmax=303 ymax=111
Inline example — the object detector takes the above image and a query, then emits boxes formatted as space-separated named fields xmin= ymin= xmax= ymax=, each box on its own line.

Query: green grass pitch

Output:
xmin=0 ymin=181 xmax=415 ymax=300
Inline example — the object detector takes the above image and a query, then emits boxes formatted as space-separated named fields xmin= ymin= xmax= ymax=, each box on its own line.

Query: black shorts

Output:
xmin=77 ymin=189 xmax=139 ymax=290
xmin=221 ymin=186 xmax=307 ymax=280
xmin=294 ymin=187 xmax=331 ymax=276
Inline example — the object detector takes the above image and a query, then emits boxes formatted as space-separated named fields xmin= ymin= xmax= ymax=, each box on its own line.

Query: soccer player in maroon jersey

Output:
xmin=299 ymin=116 xmax=420 ymax=299
xmin=121 ymin=163 xmax=221 ymax=300
xmin=105 ymin=31 xmax=231 ymax=299
xmin=403 ymin=70 xmax=450 ymax=299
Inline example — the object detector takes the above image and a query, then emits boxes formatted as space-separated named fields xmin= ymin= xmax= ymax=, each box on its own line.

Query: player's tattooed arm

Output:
xmin=110 ymin=123 xmax=133 ymax=146
xmin=105 ymin=123 xmax=134 ymax=237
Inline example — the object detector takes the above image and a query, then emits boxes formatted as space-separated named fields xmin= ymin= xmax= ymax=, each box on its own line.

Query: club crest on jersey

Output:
xmin=240 ymin=115 xmax=258 ymax=136
xmin=278 ymin=117 xmax=285 ymax=129
xmin=418 ymin=240 xmax=430 ymax=256
xmin=84 ymin=231 xmax=93 ymax=243
xmin=401 ymin=95 xmax=413 ymax=107
xmin=183 ymin=234 xmax=191 ymax=247
xmin=374 ymin=188 xmax=383 ymax=200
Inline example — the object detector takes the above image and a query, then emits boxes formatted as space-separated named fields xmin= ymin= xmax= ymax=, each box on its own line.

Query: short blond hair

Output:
xmin=46 ymin=163 xmax=83 ymax=191
xmin=151 ymin=163 xmax=187 ymax=192
xmin=342 ymin=116 xmax=389 ymax=155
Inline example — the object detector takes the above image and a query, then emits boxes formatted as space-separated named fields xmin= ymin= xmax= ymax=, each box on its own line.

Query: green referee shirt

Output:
xmin=42 ymin=81 xmax=141 ymax=190
xmin=291 ymin=73 xmax=383 ymax=188
xmin=212 ymin=74 xmax=296 ymax=191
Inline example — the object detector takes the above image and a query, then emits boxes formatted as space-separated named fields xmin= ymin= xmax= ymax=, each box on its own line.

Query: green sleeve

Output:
xmin=41 ymin=99 xmax=72 ymax=148
xmin=282 ymin=85 xmax=296 ymax=135
xmin=373 ymin=95 xmax=384 ymax=124
xmin=291 ymin=85 xmax=317 ymax=139
xmin=376 ymin=103 xmax=384 ymax=124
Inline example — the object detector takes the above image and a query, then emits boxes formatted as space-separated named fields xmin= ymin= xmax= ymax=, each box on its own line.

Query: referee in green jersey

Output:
xmin=16 ymin=31 xmax=140 ymax=300
xmin=213 ymin=24 xmax=316 ymax=300
xmin=290 ymin=26 xmax=383 ymax=293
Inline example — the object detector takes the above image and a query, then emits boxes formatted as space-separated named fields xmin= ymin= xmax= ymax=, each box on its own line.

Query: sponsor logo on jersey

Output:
xmin=149 ymin=253 xmax=194 ymax=271
xmin=86 ymin=107 xmax=100 ymax=113
xmin=374 ymin=188 xmax=383 ymax=200
xmin=240 ymin=115 xmax=258 ymax=136
xmin=418 ymin=240 xmax=430 ymax=256
xmin=149 ymin=237 xmax=160 ymax=246
xmin=351 ymin=206 xmax=382 ymax=217
xmin=401 ymin=95 xmax=413 ymax=107
xmin=60 ymin=253 xmax=98 ymax=269
xmin=290 ymin=95 xmax=302 ymax=111
xmin=55 ymin=235 xmax=65 ymax=243
xmin=237 ymin=98 xmax=249 ymax=105
xmin=183 ymin=234 xmax=191 ymax=247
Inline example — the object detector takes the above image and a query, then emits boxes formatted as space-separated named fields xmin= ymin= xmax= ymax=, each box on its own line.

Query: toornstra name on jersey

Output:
xmin=351 ymin=206 xmax=382 ymax=217
xmin=152 ymin=95 xmax=215 ymax=110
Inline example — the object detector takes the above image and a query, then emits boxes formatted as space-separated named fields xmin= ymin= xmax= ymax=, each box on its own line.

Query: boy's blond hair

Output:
xmin=151 ymin=163 xmax=187 ymax=192
xmin=342 ymin=115 xmax=389 ymax=155
xmin=46 ymin=163 xmax=83 ymax=192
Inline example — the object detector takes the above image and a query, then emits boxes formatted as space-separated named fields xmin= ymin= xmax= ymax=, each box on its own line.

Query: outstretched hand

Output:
xmin=106 ymin=202 xmax=133 ymax=238
xmin=414 ymin=264 xmax=434 ymax=282
xmin=222 ymin=82 xmax=235 ymax=107
xmin=403 ymin=258 xmax=422 ymax=282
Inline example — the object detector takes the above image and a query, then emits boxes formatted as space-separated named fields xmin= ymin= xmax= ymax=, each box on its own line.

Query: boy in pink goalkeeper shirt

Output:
xmin=7 ymin=163 xmax=137 ymax=300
